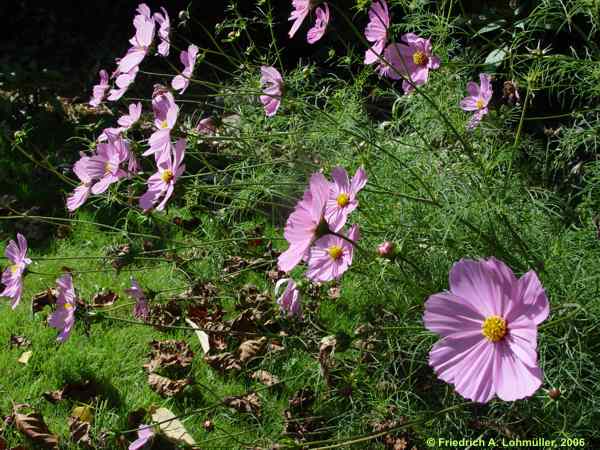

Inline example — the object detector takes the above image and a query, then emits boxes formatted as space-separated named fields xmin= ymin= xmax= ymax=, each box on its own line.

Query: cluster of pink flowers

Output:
xmin=0 ymin=233 xmax=31 ymax=309
xmin=288 ymin=0 xmax=330 ymax=44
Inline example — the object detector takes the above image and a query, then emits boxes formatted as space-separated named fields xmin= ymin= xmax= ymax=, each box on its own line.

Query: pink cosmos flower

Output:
xmin=288 ymin=0 xmax=312 ymax=38
xmin=260 ymin=66 xmax=284 ymax=117
xmin=129 ymin=425 xmax=154 ymax=450
xmin=153 ymin=7 xmax=171 ymax=57
xmin=196 ymin=117 xmax=216 ymax=135
xmin=125 ymin=277 xmax=149 ymax=320
xmin=67 ymin=156 xmax=93 ymax=212
xmin=139 ymin=138 xmax=186 ymax=211
xmin=379 ymin=33 xmax=440 ymax=93
xmin=89 ymin=70 xmax=110 ymax=107
xmin=86 ymin=138 xmax=130 ymax=194
xmin=0 ymin=233 xmax=31 ymax=309
xmin=107 ymin=66 xmax=139 ymax=101
xmin=278 ymin=172 xmax=331 ymax=273
xmin=171 ymin=44 xmax=199 ymax=94
xmin=460 ymin=73 xmax=493 ymax=130
xmin=377 ymin=240 xmax=394 ymax=257
xmin=307 ymin=3 xmax=330 ymax=44
xmin=116 ymin=4 xmax=155 ymax=75
xmin=118 ymin=102 xmax=143 ymax=129
xmin=424 ymin=257 xmax=550 ymax=403
xmin=364 ymin=0 xmax=389 ymax=65
xmin=324 ymin=166 xmax=367 ymax=231
xmin=306 ymin=224 xmax=360 ymax=282
xmin=144 ymin=90 xmax=179 ymax=160
xmin=48 ymin=274 xmax=77 ymax=343
xmin=275 ymin=278 xmax=302 ymax=318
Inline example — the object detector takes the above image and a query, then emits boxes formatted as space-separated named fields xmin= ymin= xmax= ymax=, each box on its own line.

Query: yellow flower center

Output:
xmin=476 ymin=99 xmax=485 ymax=109
xmin=160 ymin=169 xmax=174 ymax=183
xmin=412 ymin=51 xmax=428 ymax=66
xmin=336 ymin=192 xmax=350 ymax=207
xmin=104 ymin=162 xmax=114 ymax=174
xmin=10 ymin=264 xmax=20 ymax=274
xmin=481 ymin=315 xmax=507 ymax=342
xmin=328 ymin=245 xmax=343 ymax=260
xmin=64 ymin=303 xmax=74 ymax=310
xmin=160 ymin=120 xmax=169 ymax=129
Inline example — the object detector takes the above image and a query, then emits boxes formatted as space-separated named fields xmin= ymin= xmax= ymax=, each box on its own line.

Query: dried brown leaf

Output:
xmin=42 ymin=380 xmax=101 ymax=404
xmin=9 ymin=334 xmax=31 ymax=348
xmin=204 ymin=352 xmax=241 ymax=373
xmin=151 ymin=407 xmax=196 ymax=446
xmin=91 ymin=290 xmax=118 ymax=308
xmin=223 ymin=392 xmax=261 ymax=416
xmin=144 ymin=340 xmax=194 ymax=373
xmin=31 ymin=288 xmax=57 ymax=313
xmin=148 ymin=373 xmax=191 ymax=397
xmin=14 ymin=407 xmax=59 ymax=449
xmin=237 ymin=337 xmax=267 ymax=364
xmin=68 ymin=417 xmax=92 ymax=447
xmin=251 ymin=370 xmax=280 ymax=387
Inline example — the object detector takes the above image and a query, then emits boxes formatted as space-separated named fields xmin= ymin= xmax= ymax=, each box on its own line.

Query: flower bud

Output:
xmin=377 ymin=241 xmax=395 ymax=257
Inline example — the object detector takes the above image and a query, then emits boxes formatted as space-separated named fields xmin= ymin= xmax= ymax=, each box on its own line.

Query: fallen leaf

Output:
xmin=144 ymin=340 xmax=194 ymax=373
xmin=68 ymin=417 xmax=92 ymax=447
xmin=148 ymin=301 xmax=182 ymax=330
xmin=14 ymin=406 xmax=59 ymax=449
xmin=204 ymin=352 xmax=241 ymax=373
xmin=151 ymin=407 xmax=196 ymax=446
xmin=42 ymin=380 xmax=101 ymax=404
xmin=185 ymin=318 xmax=210 ymax=354
xmin=251 ymin=370 xmax=280 ymax=387
xmin=91 ymin=290 xmax=118 ymax=308
xmin=223 ymin=392 xmax=261 ymax=416
xmin=237 ymin=337 xmax=267 ymax=364
xmin=148 ymin=373 xmax=191 ymax=397
xmin=9 ymin=335 xmax=31 ymax=348
xmin=17 ymin=351 xmax=32 ymax=365
xmin=71 ymin=406 xmax=93 ymax=424
xmin=31 ymin=289 xmax=57 ymax=313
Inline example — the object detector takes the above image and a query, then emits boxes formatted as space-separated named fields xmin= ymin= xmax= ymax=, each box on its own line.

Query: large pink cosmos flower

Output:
xmin=144 ymin=90 xmax=179 ymax=161
xmin=324 ymin=166 xmax=367 ymax=232
xmin=153 ymin=7 xmax=171 ymax=57
xmin=260 ymin=66 xmax=284 ymax=117
xmin=116 ymin=3 xmax=155 ymax=76
xmin=107 ymin=66 xmax=139 ymax=101
xmin=379 ymin=33 xmax=440 ymax=93
xmin=139 ymin=138 xmax=186 ymax=212
xmin=460 ymin=73 xmax=493 ymax=130
xmin=48 ymin=274 xmax=77 ymax=343
xmin=125 ymin=277 xmax=149 ymax=320
xmin=278 ymin=172 xmax=330 ymax=273
xmin=364 ymin=0 xmax=389 ymax=65
xmin=0 ymin=233 xmax=31 ymax=309
xmin=87 ymin=138 xmax=130 ymax=194
xmin=128 ymin=425 xmax=154 ymax=450
xmin=307 ymin=3 xmax=330 ymax=44
xmin=89 ymin=70 xmax=110 ymax=107
xmin=306 ymin=224 xmax=360 ymax=282
xmin=172 ymin=44 xmax=199 ymax=94
xmin=67 ymin=156 xmax=93 ymax=212
xmin=424 ymin=257 xmax=550 ymax=403
xmin=275 ymin=278 xmax=302 ymax=318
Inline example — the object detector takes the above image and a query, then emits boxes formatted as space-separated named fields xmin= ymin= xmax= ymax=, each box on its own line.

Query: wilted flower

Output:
xmin=364 ymin=0 xmax=389 ymax=65
xmin=307 ymin=224 xmax=359 ymax=282
xmin=260 ymin=66 xmax=284 ymax=117
xmin=48 ymin=274 xmax=77 ymax=343
xmin=307 ymin=3 xmax=330 ymax=44
xmin=1 ymin=233 xmax=31 ymax=309
xmin=128 ymin=425 xmax=155 ymax=450
xmin=171 ymin=44 xmax=199 ymax=94
xmin=139 ymin=138 xmax=186 ymax=211
xmin=67 ymin=156 xmax=93 ymax=212
xmin=377 ymin=240 xmax=394 ymax=257
xmin=153 ymin=7 xmax=171 ymax=57
xmin=89 ymin=69 xmax=110 ymax=107
xmin=144 ymin=89 xmax=179 ymax=161
xmin=125 ymin=277 xmax=149 ymax=320
xmin=278 ymin=172 xmax=330 ymax=272
xmin=424 ymin=257 xmax=549 ymax=403
xmin=275 ymin=278 xmax=302 ymax=317
xmin=324 ymin=166 xmax=367 ymax=231
xmin=502 ymin=80 xmax=520 ymax=106
xmin=379 ymin=33 xmax=440 ymax=93
xmin=460 ymin=73 xmax=493 ymax=130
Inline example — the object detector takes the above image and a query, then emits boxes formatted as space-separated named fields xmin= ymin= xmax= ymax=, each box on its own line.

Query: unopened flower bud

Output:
xmin=377 ymin=241 xmax=395 ymax=257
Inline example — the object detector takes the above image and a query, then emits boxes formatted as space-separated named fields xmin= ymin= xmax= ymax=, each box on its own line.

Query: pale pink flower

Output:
xmin=307 ymin=3 xmax=330 ymax=44
xmin=364 ymin=0 xmax=389 ymax=65
xmin=196 ymin=117 xmax=216 ymax=135
xmin=125 ymin=277 xmax=149 ymax=320
xmin=275 ymin=278 xmax=302 ymax=318
xmin=424 ymin=257 xmax=549 ymax=403
xmin=118 ymin=102 xmax=143 ymax=129
xmin=460 ymin=73 xmax=493 ymax=130
xmin=171 ymin=44 xmax=199 ymax=94
xmin=48 ymin=274 xmax=77 ymax=343
xmin=89 ymin=70 xmax=110 ymax=107
xmin=377 ymin=240 xmax=394 ymax=257
xmin=260 ymin=66 xmax=284 ymax=117
xmin=324 ymin=166 xmax=367 ymax=231
xmin=87 ymin=138 xmax=130 ymax=194
xmin=144 ymin=90 xmax=179 ymax=160
xmin=153 ymin=7 xmax=171 ymax=57
xmin=129 ymin=425 xmax=154 ymax=450
xmin=67 ymin=156 xmax=93 ymax=212
xmin=288 ymin=0 xmax=312 ymax=38
xmin=278 ymin=172 xmax=331 ymax=273
xmin=116 ymin=4 xmax=155 ymax=75
xmin=306 ymin=224 xmax=360 ymax=282
xmin=107 ymin=66 xmax=139 ymax=101
xmin=379 ymin=33 xmax=440 ymax=93
xmin=139 ymin=139 xmax=186 ymax=211
xmin=0 ymin=233 xmax=31 ymax=309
